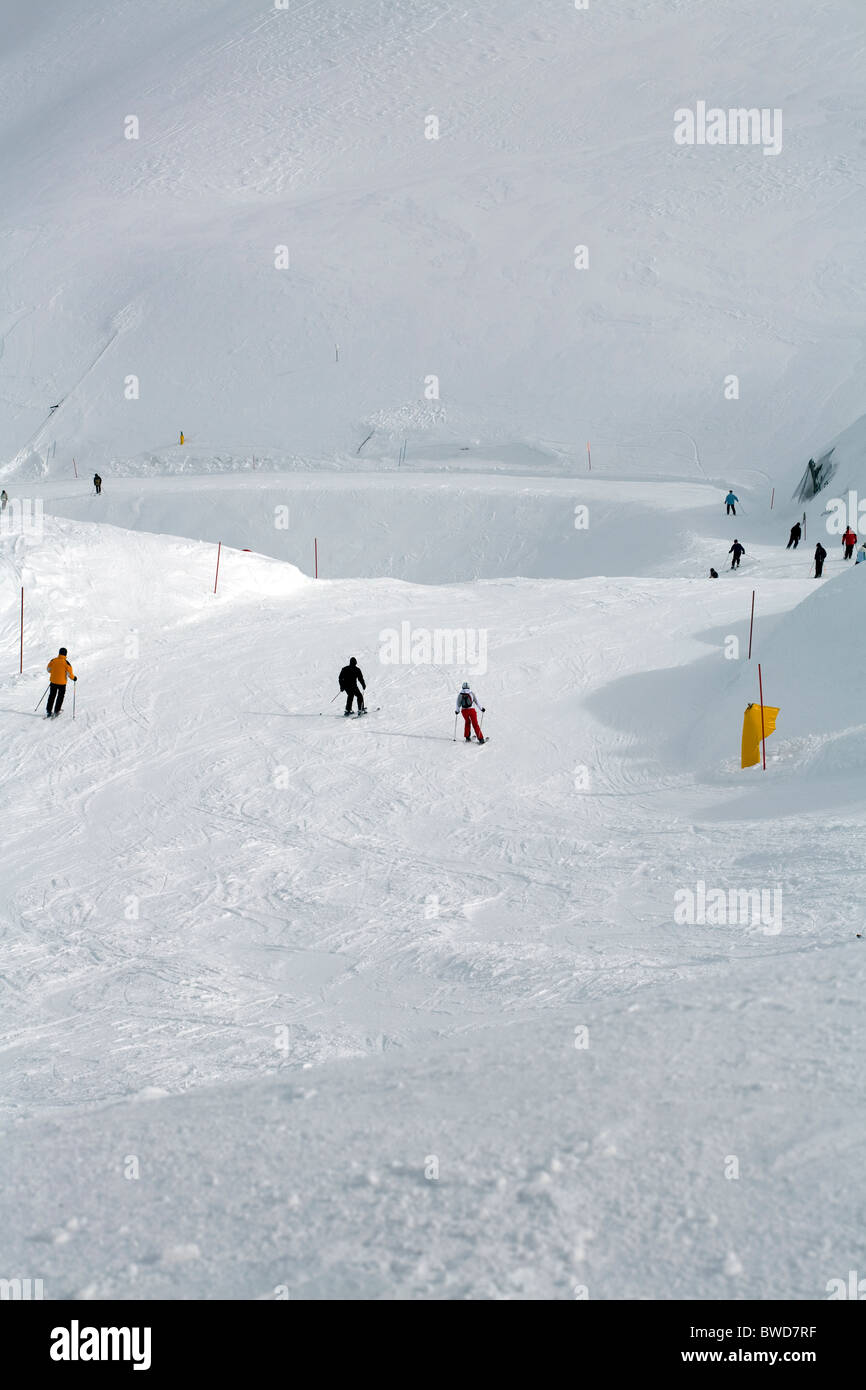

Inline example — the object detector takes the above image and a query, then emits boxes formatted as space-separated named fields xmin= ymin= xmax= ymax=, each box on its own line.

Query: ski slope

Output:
xmin=2 ymin=0 xmax=866 ymax=1301
xmin=3 ymin=478 xmax=866 ymax=1298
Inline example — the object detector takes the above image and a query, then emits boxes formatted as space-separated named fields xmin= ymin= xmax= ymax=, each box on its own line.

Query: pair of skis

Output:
xmin=36 ymin=685 xmax=75 ymax=721
xmin=454 ymin=715 xmax=489 ymax=745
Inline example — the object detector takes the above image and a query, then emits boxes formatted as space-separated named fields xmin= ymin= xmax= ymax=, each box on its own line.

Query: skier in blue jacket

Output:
xmin=725 ymin=490 xmax=739 ymax=516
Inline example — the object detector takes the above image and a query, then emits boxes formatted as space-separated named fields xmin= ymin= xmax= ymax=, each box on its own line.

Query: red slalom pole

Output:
xmin=770 ymin=487 xmax=774 ymax=509
xmin=214 ymin=541 xmax=221 ymax=594
xmin=19 ymin=587 xmax=23 ymax=674
xmin=586 ymin=441 xmax=592 ymax=471
xmin=748 ymin=590 xmax=755 ymax=660
xmin=758 ymin=663 xmax=767 ymax=771
xmin=73 ymin=457 xmax=78 ymax=479
xmin=314 ymin=537 xmax=318 ymax=578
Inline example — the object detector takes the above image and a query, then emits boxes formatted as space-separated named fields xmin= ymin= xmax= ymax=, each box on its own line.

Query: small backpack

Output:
xmin=459 ymin=691 xmax=472 ymax=709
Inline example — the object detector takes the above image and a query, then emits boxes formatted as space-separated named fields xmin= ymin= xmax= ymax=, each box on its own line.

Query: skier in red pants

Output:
xmin=455 ymin=681 xmax=485 ymax=742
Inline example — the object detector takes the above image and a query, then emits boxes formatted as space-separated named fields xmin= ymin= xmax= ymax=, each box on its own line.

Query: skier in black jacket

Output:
xmin=729 ymin=539 xmax=745 ymax=570
xmin=786 ymin=522 xmax=801 ymax=549
xmin=814 ymin=541 xmax=827 ymax=577
xmin=339 ymin=657 xmax=366 ymax=716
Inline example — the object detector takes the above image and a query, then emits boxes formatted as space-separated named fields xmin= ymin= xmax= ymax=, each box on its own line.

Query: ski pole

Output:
xmin=35 ymin=685 xmax=49 ymax=711
xmin=72 ymin=680 xmax=76 ymax=721
xmin=453 ymin=713 xmax=457 ymax=742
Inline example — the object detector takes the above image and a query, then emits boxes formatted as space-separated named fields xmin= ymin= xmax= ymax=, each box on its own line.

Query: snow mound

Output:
xmin=696 ymin=565 xmax=866 ymax=771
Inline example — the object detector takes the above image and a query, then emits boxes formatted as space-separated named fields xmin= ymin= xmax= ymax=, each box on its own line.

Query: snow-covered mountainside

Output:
xmin=1 ymin=0 xmax=866 ymax=478
xmin=2 ymin=0 xmax=866 ymax=1301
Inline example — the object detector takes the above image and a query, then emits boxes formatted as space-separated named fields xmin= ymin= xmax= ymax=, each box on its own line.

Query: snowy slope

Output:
xmin=6 ymin=964 xmax=865 ymax=1301
xmin=1 ymin=0 xmax=866 ymax=478
xmin=3 ymin=486 xmax=866 ymax=1297
xmin=2 ymin=0 xmax=866 ymax=1303
xmin=29 ymin=470 xmax=717 ymax=582
xmin=696 ymin=560 xmax=866 ymax=780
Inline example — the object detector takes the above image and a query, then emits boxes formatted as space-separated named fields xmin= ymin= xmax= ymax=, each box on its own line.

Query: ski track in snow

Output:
xmin=0 ymin=494 xmax=860 ymax=1127
xmin=2 ymin=482 xmax=865 ymax=1301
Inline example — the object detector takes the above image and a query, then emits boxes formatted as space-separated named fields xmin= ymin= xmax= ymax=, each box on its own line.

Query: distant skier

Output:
xmin=455 ymin=681 xmax=485 ymax=743
xmin=729 ymin=539 xmax=745 ymax=570
xmin=842 ymin=526 xmax=857 ymax=560
xmin=93 ymin=473 xmax=102 ymax=495
xmin=0 ymin=489 xmax=7 ymax=510
xmin=814 ymin=541 xmax=827 ymax=577
xmin=709 ymin=568 xmax=719 ymax=578
xmin=725 ymin=490 xmax=739 ymax=516
xmin=857 ymin=540 xmax=866 ymax=565
xmin=339 ymin=656 xmax=366 ymax=716
xmin=45 ymin=647 xmax=76 ymax=718
xmin=786 ymin=522 xmax=801 ymax=550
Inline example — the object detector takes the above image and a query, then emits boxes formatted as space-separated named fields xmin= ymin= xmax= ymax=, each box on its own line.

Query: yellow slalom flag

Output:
xmin=741 ymin=702 xmax=780 ymax=768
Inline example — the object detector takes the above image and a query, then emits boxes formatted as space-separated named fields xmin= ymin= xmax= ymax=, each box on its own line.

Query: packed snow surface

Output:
xmin=2 ymin=0 xmax=866 ymax=1300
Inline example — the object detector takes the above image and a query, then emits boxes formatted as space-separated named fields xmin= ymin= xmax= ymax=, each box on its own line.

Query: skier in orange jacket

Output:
xmin=45 ymin=647 xmax=76 ymax=718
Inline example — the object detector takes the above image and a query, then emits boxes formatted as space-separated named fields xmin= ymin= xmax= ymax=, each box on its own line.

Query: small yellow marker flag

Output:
xmin=741 ymin=702 xmax=779 ymax=768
